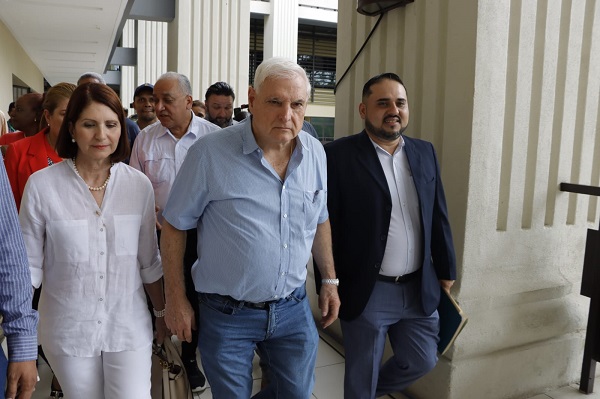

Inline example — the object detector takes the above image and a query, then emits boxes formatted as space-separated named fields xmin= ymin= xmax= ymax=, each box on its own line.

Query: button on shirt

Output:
xmin=162 ymin=121 xmax=328 ymax=303
xmin=372 ymin=137 xmax=423 ymax=276
xmin=19 ymin=160 xmax=162 ymax=357
xmin=129 ymin=114 xmax=220 ymax=222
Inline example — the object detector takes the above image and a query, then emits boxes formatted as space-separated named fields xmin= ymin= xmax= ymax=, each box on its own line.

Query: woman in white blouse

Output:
xmin=19 ymin=83 xmax=167 ymax=399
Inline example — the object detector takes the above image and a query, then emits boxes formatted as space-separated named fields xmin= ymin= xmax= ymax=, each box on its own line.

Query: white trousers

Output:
xmin=44 ymin=344 xmax=152 ymax=399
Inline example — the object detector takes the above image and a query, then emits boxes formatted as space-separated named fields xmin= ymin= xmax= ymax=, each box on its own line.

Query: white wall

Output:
xmin=0 ymin=20 xmax=44 ymax=108
xmin=336 ymin=0 xmax=600 ymax=398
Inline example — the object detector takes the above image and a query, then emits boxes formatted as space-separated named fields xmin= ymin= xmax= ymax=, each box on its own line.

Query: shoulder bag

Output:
xmin=152 ymin=339 xmax=193 ymax=399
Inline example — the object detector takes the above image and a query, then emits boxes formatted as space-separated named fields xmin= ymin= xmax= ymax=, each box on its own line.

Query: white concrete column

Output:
xmin=263 ymin=0 xmax=299 ymax=60
xmin=167 ymin=0 xmax=251 ymax=105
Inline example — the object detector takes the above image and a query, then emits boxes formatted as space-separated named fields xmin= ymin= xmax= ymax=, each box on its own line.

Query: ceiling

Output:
xmin=0 ymin=0 xmax=132 ymax=86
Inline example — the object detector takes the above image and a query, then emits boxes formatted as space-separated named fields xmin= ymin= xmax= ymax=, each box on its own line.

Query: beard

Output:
xmin=138 ymin=112 xmax=156 ymax=123
xmin=364 ymin=117 xmax=407 ymax=142
xmin=208 ymin=115 xmax=230 ymax=128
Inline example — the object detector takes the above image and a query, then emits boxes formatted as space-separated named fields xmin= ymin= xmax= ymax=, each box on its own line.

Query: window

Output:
xmin=306 ymin=117 xmax=334 ymax=143
xmin=249 ymin=18 xmax=336 ymax=105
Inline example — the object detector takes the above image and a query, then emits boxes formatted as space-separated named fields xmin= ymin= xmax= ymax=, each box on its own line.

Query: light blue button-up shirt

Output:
xmin=163 ymin=119 xmax=328 ymax=303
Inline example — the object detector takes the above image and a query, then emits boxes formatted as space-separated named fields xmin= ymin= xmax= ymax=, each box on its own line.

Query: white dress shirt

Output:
xmin=19 ymin=160 xmax=162 ymax=357
xmin=372 ymin=137 xmax=423 ymax=276
xmin=129 ymin=114 xmax=220 ymax=222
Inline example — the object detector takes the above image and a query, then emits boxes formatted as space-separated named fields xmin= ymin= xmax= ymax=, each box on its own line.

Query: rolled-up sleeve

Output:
xmin=138 ymin=177 xmax=163 ymax=284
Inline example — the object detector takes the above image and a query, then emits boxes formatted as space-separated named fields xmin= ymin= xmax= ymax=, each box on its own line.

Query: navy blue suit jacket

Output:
xmin=317 ymin=131 xmax=457 ymax=321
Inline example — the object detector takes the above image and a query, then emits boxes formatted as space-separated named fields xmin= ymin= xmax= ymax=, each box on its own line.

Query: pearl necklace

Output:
xmin=72 ymin=158 xmax=112 ymax=191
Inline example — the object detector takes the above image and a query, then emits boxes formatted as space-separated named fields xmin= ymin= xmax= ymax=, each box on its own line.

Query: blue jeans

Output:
xmin=0 ymin=344 xmax=7 ymax=399
xmin=197 ymin=285 xmax=318 ymax=399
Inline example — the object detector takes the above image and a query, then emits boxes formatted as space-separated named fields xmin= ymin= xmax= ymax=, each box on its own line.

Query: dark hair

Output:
xmin=77 ymin=72 xmax=106 ymax=86
xmin=56 ymin=83 xmax=129 ymax=162
xmin=205 ymin=82 xmax=235 ymax=101
xmin=8 ymin=102 xmax=15 ymax=112
xmin=362 ymin=73 xmax=407 ymax=100
xmin=23 ymin=93 xmax=44 ymax=123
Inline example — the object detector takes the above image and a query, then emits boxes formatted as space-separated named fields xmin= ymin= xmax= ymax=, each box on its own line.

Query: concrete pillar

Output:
xmin=167 ymin=0 xmax=251 ymax=104
xmin=263 ymin=0 xmax=299 ymax=60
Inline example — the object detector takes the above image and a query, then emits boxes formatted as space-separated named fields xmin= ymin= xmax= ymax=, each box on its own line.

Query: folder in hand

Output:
xmin=437 ymin=289 xmax=468 ymax=356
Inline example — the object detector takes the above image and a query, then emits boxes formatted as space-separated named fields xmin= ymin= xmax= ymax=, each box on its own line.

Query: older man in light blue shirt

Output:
xmin=161 ymin=58 xmax=340 ymax=399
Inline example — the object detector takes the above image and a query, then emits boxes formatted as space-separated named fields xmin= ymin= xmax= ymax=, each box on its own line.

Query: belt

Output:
xmin=377 ymin=269 xmax=420 ymax=284
xmin=222 ymin=295 xmax=275 ymax=310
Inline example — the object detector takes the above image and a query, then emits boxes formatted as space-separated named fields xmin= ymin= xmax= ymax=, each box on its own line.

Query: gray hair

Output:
xmin=253 ymin=58 xmax=311 ymax=99
xmin=77 ymin=72 xmax=106 ymax=85
xmin=157 ymin=72 xmax=193 ymax=96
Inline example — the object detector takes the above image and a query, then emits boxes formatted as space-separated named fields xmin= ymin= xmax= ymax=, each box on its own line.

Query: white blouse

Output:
xmin=19 ymin=160 xmax=162 ymax=357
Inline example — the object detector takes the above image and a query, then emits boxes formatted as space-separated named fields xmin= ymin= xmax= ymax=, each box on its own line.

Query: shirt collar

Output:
xmin=369 ymin=134 xmax=405 ymax=156
xmin=157 ymin=111 xmax=198 ymax=140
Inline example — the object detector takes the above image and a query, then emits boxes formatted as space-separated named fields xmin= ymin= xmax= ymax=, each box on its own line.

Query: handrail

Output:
xmin=560 ymin=183 xmax=600 ymax=197
xmin=562 ymin=181 xmax=600 ymax=393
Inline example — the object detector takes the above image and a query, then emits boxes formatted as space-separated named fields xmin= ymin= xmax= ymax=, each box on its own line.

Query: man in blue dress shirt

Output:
xmin=161 ymin=57 xmax=340 ymax=399
xmin=0 ymin=154 xmax=38 ymax=399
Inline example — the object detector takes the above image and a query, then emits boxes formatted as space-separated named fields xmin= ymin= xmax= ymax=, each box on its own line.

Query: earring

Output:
xmin=71 ymin=138 xmax=76 ymax=143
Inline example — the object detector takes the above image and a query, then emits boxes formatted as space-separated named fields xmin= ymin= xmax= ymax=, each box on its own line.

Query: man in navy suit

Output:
xmin=318 ymin=73 xmax=457 ymax=398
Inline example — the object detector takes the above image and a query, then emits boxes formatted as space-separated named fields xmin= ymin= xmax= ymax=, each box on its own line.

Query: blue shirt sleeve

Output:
xmin=0 ymin=154 xmax=39 ymax=362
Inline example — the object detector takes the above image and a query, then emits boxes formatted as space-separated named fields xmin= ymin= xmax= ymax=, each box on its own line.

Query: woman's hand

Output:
xmin=154 ymin=316 xmax=169 ymax=345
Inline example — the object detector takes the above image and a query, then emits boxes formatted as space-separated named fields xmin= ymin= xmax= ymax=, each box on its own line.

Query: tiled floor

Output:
xmin=529 ymin=385 xmax=600 ymax=399
xmin=29 ymin=334 xmax=600 ymax=399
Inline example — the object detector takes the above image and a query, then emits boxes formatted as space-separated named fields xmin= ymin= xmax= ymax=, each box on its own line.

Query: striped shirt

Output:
xmin=0 ymin=154 xmax=38 ymax=362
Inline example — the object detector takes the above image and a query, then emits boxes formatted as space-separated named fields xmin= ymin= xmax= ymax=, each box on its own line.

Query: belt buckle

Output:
xmin=394 ymin=275 xmax=401 ymax=283
xmin=244 ymin=300 xmax=268 ymax=310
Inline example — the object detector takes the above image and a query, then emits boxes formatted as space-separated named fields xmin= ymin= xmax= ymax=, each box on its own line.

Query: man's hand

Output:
xmin=318 ymin=284 xmax=340 ymax=329
xmin=6 ymin=360 xmax=37 ymax=399
xmin=165 ymin=295 xmax=195 ymax=343
xmin=439 ymin=279 xmax=454 ymax=293
xmin=160 ymin=221 xmax=191 ymax=341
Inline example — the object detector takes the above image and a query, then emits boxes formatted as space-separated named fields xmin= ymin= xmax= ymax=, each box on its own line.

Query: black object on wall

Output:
xmin=357 ymin=0 xmax=414 ymax=16
xmin=560 ymin=182 xmax=600 ymax=394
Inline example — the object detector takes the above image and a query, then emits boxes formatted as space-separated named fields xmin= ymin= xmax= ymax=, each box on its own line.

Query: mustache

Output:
xmin=384 ymin=114 xmax=401 ymax=122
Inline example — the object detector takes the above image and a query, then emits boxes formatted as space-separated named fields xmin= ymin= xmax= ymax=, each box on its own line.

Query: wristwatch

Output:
xmin=321 ymin=278 xmax=339 ymax=286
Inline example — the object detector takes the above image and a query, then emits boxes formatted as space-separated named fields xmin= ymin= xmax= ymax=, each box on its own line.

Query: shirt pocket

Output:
xmin=47 ymin=219 xmax=89 ymax=263
xmin=114 ymin=215 xmax=142 ymax=256
xmin=303 ymin=189 xmax=326 ymax=233
xmin=144 ymin=159 xmax=170 ymax=186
